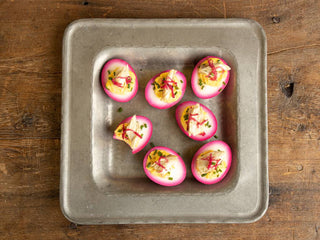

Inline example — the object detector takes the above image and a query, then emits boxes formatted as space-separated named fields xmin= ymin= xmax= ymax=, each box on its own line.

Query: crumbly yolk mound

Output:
xmin=196 ymin=150 xmax=227 ymax=179
xmin=106 ymin=66 xmax=136 ymax=95
xmin=146 ymin=150 xmax=177 ymax=180
xmin=114 ymin=115 xmax=143 ymax=149
xmin=152 ymin=70 xmax=182 ymax=103
xmin=198 ymin=58 xmax=230 ymax=88
xmin=180 ymin=104 xmax=211 ymax=136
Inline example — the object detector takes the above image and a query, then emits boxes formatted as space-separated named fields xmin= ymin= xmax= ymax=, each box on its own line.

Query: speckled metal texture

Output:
xmin=60 ymin=18 xmax=268 ymax=224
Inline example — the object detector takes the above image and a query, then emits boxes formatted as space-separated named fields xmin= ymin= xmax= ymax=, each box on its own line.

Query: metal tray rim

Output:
xmin=60 ymin=18 xmax=268 ymax=224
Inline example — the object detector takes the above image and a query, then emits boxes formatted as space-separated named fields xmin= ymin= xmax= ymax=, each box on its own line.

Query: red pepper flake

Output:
xmin=201 ymin=153 xmax=222 ymax=170
xmin=161 ymin=76 xmax=177 ymax=98
xmin=186 ymin=113 xmax=208 ymax=133
xmin=207 ymin=59 xmax=217 ymax=81
xmin=121 ymin=124 xmax=142 ymax=140
xmin=112 ymin=76 xmax=132 ymax=88
xmin=155 ymin=156 xmax=168 ymax=170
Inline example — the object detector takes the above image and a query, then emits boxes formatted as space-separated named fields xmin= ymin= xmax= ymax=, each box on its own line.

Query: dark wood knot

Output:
xmin=272 ymin=16 xmax=281 ymax=24
xmin=280 ymin=82 xmax=294 ymax=98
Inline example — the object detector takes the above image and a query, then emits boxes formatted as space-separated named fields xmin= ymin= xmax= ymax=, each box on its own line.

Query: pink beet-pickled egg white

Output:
xmin=101 ymin=59 xmax=138 ymax=102
xmin=175 ymin=101 xmax=217 ymax=141
xmin=113 ymin=115 xmax=152 ymax=154
xmin=145 ymin=69 xmax=186 ymax=109
xmin=191 ymin=56 xmax=231 ymax=99
xmin=191 ymin=141 xmax=232 ymax=185
xmin=143 ymin=146 xmax=186 ymax=187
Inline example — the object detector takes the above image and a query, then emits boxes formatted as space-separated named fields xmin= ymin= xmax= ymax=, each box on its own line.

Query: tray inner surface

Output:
xmin=92 ymin=47 xmax=238 ymax=195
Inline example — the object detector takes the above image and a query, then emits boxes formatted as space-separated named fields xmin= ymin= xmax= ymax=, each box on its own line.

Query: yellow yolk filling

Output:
xmin=106 ymin=67 xmax=136 ymax=95
xmin=146 ymin=150 xmax=175 ymax=179
xmin=180 ymin=106 xmax=191 ymax=131
xmin=198 ymin=58 xmax=229 ymax=88
xmin=153 ymin=72 xmax=182 ymax=103
xmin=196 ymin=150 xmax=227 ymax=179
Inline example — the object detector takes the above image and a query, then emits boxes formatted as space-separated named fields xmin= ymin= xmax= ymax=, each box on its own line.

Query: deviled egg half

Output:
xmin=145 ymin=69 xmax=186 ymax=109
xmin=113 ymin=115 xmax=152 ymax=154
xmin=143 ymin=146 xmax=186 ymax=187
xmin=191 ymin=141 xmax=232 ymax=185
xmin=101 ymin=59 xmax=138 ymax=102
xmin=175 ymin=101 xmax=217 ymax=141
xmin=191 ymin=56 xmax=231 ymax=99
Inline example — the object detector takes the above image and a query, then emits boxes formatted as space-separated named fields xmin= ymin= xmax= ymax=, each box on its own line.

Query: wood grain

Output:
xmin=0 ymin=0 xmax=320 ymax=239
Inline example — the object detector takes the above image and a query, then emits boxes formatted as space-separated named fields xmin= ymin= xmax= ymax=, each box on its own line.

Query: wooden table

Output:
xmin=1 ymin=0 xmax=319 ymax=239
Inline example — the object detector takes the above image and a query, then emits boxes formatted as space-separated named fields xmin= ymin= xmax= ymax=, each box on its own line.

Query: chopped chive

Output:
xmin=217 ymin=174 xmax=220 ymax=177
xmin=217 ymin=59 xmax=221 ymax=63
xmin=218 ymin=88 xmax=222 ymax=92
xmin=153 ymin=86 xmax=155 ymax=90
xmin=148 ymin=155 xmax=151 ymax=159
xmin=147 ymin=162 xmax=151 ymax=168
xmin=107 ymin=70 xmax=111 ymax=74
xmin=151 ymin=82 xmax=154 ymax=86
xmin=208 ymin=125 xmax=211 ymax=128
xmin=140 ymin=125 xmax=144 ymax=130
xmin=218 ymin=149 xmax=221 ymax=151
xmin=163 ymin=78 xmax=165 ymax=81
xmin=117 ymin=129 xmax=122 ymax=133
xmin=212 ymin=162 xmax=216 ymax=165
xmin=150 ymin=142 xmax=155 ymax=148
xmin=113 ymin=72 xmax=116 ymax=75
xmin=219 ymin=169 xmax=222 ymax=172
xmin=106 ymin=86 xmax=110 ymax=90
xmin=174 ymin=91 xmax=178 ymax=95
xmin=108 ymin=77 xmax=113 ymax=80
xmin=201 ymin=86 xmax=204 ymax=90
xmin=154 ymin=82 xmax=160 ymax=88
xmin=154 ymin=149 xmax=157 ymax=155
xmin=141 ymin=134 xmax=144 ymax=137
xmin=158 ymin=151 xmax=162 ymax=156
xmin=158 ymin=89 xmax=163 ymax=92
xmin=174 ymin=85 xmax=179 ymax=90
xmin=168 ymin=177 xmax=173 ymax=180
xmin=183 ymin=114 xmax=189 ymax=121
xmin=201 ymin=173 xmax=207 ymax=177
xmin=127 ymin=84 xmax=130 ymax=88
xmin=214 ymin=135 xmax=218 ymax=139
xmin=180 ymin=80 xmax=183 ymax=83
xmin=144 ymin=123 xmax=147 ymax=128
xmin=117 ymin=107 xmax=123 ymax=112
xmin=222 ymin=81 xmax=226 ymax=85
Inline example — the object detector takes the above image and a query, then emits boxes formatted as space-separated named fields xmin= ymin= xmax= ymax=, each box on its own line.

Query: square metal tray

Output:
xmin=60 ymin=19 xmax=268 ymax=224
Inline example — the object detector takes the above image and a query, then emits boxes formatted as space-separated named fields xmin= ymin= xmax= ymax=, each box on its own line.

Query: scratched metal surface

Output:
xmin=60 ymin=18 xmax=268 ymax=224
